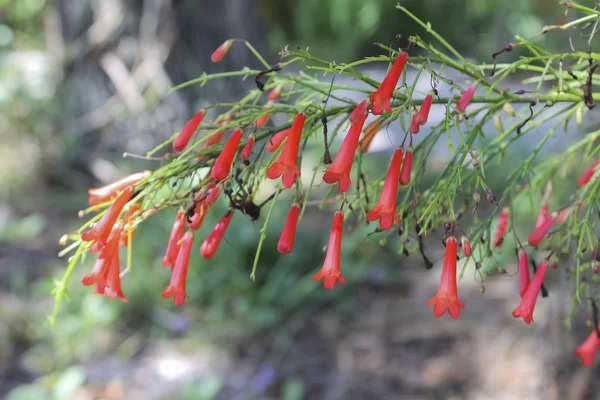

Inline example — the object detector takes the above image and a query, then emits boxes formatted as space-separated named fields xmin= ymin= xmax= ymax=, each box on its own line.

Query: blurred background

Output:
xmin=1 ymin=0 xmax=599 ymax=399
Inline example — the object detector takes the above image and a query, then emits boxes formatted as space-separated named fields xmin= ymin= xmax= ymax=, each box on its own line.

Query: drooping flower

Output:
xmin=188 ymin=189 xmax=210 ymax=231
xmin=371 ymin=52 xmax=409 ymax=115
xmin=409 ymin=114 xmax=420 ymax=134
xmin=277 ymin=203 xmax=301 ymax=254
xmin=427 ymin=236 xmax=465 ymax=319
xmin=349 ymin=99 xmax=369 ymax=123
xmin=211 ymin=40 xmax=233 ymax=63
xmin=461 ymin=236 xmax=472 ymax=257
xmin=267 ymin=129 xmax=289 ymax=152
xmin=323 ymin=112 xmax=368 ymax=192
xmin=82 ymin=186 xmax=134 ymax=247
xmin=493 ymin=208 xmax=509 ymax=247
xmin=206 ymin=182 xmax=223 ymax=205
xmin=512 ymin=259 xmax=549 ymax=324
xmin=359 ymin=118 xmax=385 ymax=152
xmin=82 ymin=224 xmax=123 ymax=286
xmin=399 ymin=147 xmax=413 ymax=186
xmin=211 ymin=129 xmax=243 ymax=181
xmin=161 ymin=211 xmax=185 ymax=268
xmin=577 ymin=161 xmax=599 ymax=187
xmin=313 ymin=210 xmax=345 ymax=290
xmin=366 ymin=148 xmax=403 ymax=229
xmin=456 ymin=85 xmax=476 ymax=113
xmin=162 ymin=231 xmax=194 ymax=306
xmin=240 ymin=134 xmax=255 ymax=162
xmin=267 ymin=113 xmax=306 ymax=188
xmin=173 ymin=110 xmax=205 ymax=151
xmin=255 ymin=109 xmax=271 ymax=128
xmin=200 ymin=210 xmax=233 ymax=258
xmin=102 ymin=245 xmax=128 ymax=302
xmin=119 ymin=203 xmax=140 ymax=247
xmin=88 ymin=171 xmax=149 ymax=206
xmin=415 ymin=93 xmax=433 ymax=125
xmin=518 ymin=248 xmax=530 ymax=297
xmin=268 ymin=84 xmax=283 ymax=102
xmin=528 ymin=212 xmax=557 ymax=247
xmin=574 ymin=325 xmax=600 ymax=367
xmin=535 ymin=203 xmax=549 ymax=229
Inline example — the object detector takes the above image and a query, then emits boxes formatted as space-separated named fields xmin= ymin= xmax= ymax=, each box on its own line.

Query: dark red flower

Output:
xmin=366 ymin=148 xmax=403 ymax=229
xmin=211 ymin=129 xmax=243 ymax=181
xmin=162 ymin=231 xmax=194 ymax=306
xmin=512 ymin=259 xmax=549 ymax=324
xmin=277 ymin=203 xmax=300 ymax=254
xmin=173 ymin=110 xmax=205 ymax=151
xmin=313 ymin=210 xmax=345 ymax=290
xmin=427 ymin=236 xmax=465 ymax=319
xmin=371 ymin=52 xmax=408 ymax=115
xmin=267 ymin=113 xmax=305 ymax=188
xmin=200 ymin=210 xmax=233 ymax=258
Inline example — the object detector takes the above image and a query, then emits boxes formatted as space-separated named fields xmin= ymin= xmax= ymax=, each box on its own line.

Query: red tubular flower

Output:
xmin=313 ymin=210 xmax=345 ymax=290
xmin=535 ymin=203 xmax=549 ymax=229
xmin=240 ymin=134 xmax=255 ymax=162
xmin=528 ymin=212 xmax=557 ymax=247
xmin=200 ymin=211 xmax=233 ymax=258
xmin=456 ymin=85 xmax=476 ymax=113
xmin=162 ymin=211 xmax=185 ymax=268
xmin=277 ymin=203 xmax=301 ymax=254
xmin=102 ymin=246 xmax=127 ymax=302
xmin=366 ymin=148 xmax=403 ymax=229
xmin=206 ymin=183 xmax=222 ymax=206
xmin=323 ymin=112 xmax=368 ymax=192
xmin=360 ymin=118 xmax=384 ymax=152
xmin=82 ymin=224 xmax=122 ymax=286
xmin=162 ymin=231 xmax=194 ymax=306
xmin=349 ymin=99 xmax=369 ymax=123
xmin=415 ymin=93 xmax=433 ymax=125
xmin=188 ymin=189 xmax=210 ymax=231
xmin=267 ymin=129 xmax=289 ymax=152
xmin=399 ymin=147 xmax=413 ymax=186
xmin=88 ymin=171 xmax=149 ymax=206
xmin=518 ymin=248 xmax=530 ymax=297
xmin=211 ymin=129 xmax=243 ymax=181
xmin=268 ymin=84 xmax=283 ymax=102
xmin=267 ymin=113 xmax=306 ymax=188
xmin=409 ymin=114 xmax=420 ymax=134
xmin=461 ymin=236 xmax=472 ymax=257
xmin=255 ymin=109 xmax=271 ymax=128
xmin=173 ymin=110 xmax=205 ymax=151
xmin=82 ymin=186 xmax=134 ymax=247
xmin=512 ymin=259 xmax=549 ymax=324
xmin=427 ymin=236 xmax=465 ymax=319
xmin=577 ymin=161 xmax=599 ymax=187
xmin=574 ymin=325 xmax=600 ymax=367
xmin=493 ymin=208 xmax=509 ymax=247
xmin=211 ymin=40 xmax=233 ymax=63
xmin=371 ymin=52 xmax=408 ymax=115
xmin=198 ymin=121 xmax=229 ymax=160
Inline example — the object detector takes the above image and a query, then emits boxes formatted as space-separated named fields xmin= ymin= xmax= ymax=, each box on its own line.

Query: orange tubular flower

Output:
xmin=268 ymin=84 xmax=283 ymax=102
xmin=461 ymin=236 xmax=472 ymax=257
xmin=456 ymin=85 xmax=476 ymax=113
xmin=528 ymin=212 xmax=557 ymax=247
xmin=102 ymin=246 xmax=127 ymax=302
xmin=399 ymin=147 xmax=413 ymax=186
xmin=267 ymin=129 xmax=289 ymax=152
xmin=360 ymin=118 xmax=384 ymax=152
xmin=371 ymin=52 xmax=408 ymax=115
xmin=120 ymin=203 xmax=140 ymax=247
xmin=88 ymin=171 xmax=149 ymax=206
xmin=161 ymin=211 xmax=185 ymax=268
xmin=267 ymin=112 xmax=306 ymax=188
xmin=162 ymin=231 xmax=194 ymax=306
xmin=188 ymin=188 xmax=210 ymax=231
xmin=173 ymin=109 xmax=205 ymax=151
xmin=200 ymin=211 xmax=233 ymax=258
xmin=493 ymin=208 xmax=509 ymax=247
xmin=277 ymin=203 xmax=301 ymax=254
xmin=240 ymin=134 xmax=255 ymax=162
xmin=349 ymin=99 xmax=369 ymax=123
xmin=313 ymin=210 xmax=345 ymax=290
xmin=211 ymin=129 xmax=243 ymax=181
xmin=427 ymin=236 xmax=465 ymax=319
xmin=577 ymin=161 xmax=599 ymax=187
xmin=518 ymin=248 xmax=530 ymax=298
xmin=82 ymin=224 xmax=123 ymax=287
xmin=574 ymin=325 xmax=600 ymax=367
xmin=255 ymin=109 xmax=271 ymax=128
xmin=211 ymin=40 xmax=233 ymax=63
xmin=512 ymin=259 xmax=549 ymax=324
xmin=82 ymin=186 xmax=134 ymax=247
xmin=415 ymin=93 xmax=433 ymax=125
xmin=323 ymin=112 xmax=368 ymax=192
xmin=366 ymin=148 xmax=403 ymax=229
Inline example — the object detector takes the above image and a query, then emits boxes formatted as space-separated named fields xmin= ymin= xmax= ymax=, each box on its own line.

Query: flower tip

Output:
xmin=211 ymin=40 xmax=233 ymax=63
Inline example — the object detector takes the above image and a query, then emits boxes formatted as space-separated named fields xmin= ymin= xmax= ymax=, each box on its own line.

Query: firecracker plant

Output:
xmin=52 ymin=3 xmax=600 ymax=366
